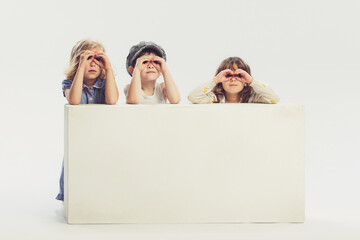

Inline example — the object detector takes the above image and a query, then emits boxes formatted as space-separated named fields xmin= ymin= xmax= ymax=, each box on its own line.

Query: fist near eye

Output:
xmin=213 ymin=69 xmax=253 ymax=84
xmin=135 ymin=55 xmax=166 ymax=74
xmin=234 ymin=69 xmax=253 ymax=84
xmin=80 ymin=51 xmax=110 ymax=70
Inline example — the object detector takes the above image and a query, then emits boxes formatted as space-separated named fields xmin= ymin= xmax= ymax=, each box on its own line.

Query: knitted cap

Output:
xmin=126 ymin=41 xmax=167 ymax=75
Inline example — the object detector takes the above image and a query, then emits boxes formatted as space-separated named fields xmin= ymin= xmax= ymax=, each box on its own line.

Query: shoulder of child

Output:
xmin=62 ymin=79 xmax=72 ymax=87
xmin=62 ymin=79 xmax=73 ymax=97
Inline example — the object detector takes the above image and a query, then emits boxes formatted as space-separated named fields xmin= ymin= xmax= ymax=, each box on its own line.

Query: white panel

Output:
xmin=64 ymin=104 xmax=304 ymax=224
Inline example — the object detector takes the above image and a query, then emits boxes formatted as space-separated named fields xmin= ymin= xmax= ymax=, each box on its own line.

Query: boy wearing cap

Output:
xmin=125 ymin=41 xmax=180 ymax=104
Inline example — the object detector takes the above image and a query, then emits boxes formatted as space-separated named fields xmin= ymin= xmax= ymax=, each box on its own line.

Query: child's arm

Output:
xmin=187 ymin=80 xmax=217 ymax=104
xmin=249 ymin=80 xmax=280 ymax=103
xmin=65 ymin=50 xmax=94 ymax=105
xmin=94 ymin=52 xmax=119 ymax=104
xmin=126 ymin=56 xmax=149 ymax=104
xmin=235 ymin=69 xmax=280 ymax=104
xmin=188 ymin=69 xmax=233 ymax=104
xmin=153 ymin=56 xmax=180 ymax=104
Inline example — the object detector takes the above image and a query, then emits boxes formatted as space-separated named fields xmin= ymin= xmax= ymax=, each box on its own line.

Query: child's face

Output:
xmin=222 ymin=65 xmax=245 ymax=94
xmin=83 ymin=47 xmax=103 ymax=81
xmin=139 ymin=52 xmax=161 ymax=82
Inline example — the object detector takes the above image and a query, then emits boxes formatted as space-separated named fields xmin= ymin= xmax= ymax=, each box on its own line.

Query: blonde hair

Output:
xmin=65 ymin=39 xmax=106 ymax=80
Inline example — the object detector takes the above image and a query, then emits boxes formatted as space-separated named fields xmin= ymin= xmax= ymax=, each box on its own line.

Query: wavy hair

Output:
xmin=212 ymin=57 xmax=254 ymax=103
xmin=64 ymin=39 xmax=106 ymax=80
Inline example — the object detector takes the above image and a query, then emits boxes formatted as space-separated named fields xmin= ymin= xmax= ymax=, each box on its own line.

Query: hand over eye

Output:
xmin=225 ymin=73 xmax=242 ymax=79
xmin=235 ymin=69 xmax=253 ymax=84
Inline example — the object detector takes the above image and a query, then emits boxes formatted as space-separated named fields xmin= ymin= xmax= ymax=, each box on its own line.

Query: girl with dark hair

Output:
xmin=188 ymin=57 xmax=279 ymax=104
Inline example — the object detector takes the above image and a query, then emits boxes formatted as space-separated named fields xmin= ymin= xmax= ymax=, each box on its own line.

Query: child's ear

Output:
xmin=128 ymin=66 xmax=134 ymax=75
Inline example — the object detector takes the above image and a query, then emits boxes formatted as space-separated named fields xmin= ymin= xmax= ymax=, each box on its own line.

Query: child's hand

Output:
xmin=93 ymin=52 xmax=111 ymax=71
xmin=213 ymin=69 xmax=234 ymax=84
xmin=151 ymin=56 xmax=167 ymax=74
xmin=235 ymin=69 xmax=253 ymax=84
xmin=134 ymin=55 xmax=152 ymax=73
xmin=79 ymin=50 xmax=95 ymax=68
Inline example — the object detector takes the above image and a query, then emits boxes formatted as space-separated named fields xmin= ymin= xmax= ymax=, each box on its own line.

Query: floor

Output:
xmin=1 ymin=159 xmax=359 ymax=240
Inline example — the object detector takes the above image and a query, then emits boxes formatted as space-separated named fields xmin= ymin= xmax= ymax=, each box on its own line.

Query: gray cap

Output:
xmin=126 ymin=41 xmax=167 ymax=75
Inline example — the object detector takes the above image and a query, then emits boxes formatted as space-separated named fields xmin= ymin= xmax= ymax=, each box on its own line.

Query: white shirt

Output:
xmin=124 ymin=83 xmax=166 ymax=104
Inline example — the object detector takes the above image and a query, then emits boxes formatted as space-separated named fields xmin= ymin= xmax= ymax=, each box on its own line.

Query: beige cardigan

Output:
xmin=188 ymin=79 xmax=280 ymax=104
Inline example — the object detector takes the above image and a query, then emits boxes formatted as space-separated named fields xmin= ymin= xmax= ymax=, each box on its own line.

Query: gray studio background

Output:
xmin=0 ymin=0 xmax=359 ymax=239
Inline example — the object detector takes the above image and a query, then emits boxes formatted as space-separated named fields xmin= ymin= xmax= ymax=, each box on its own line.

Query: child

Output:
xmin=188 ymin=57 xmax=279 ymax=104
xmin=62 ymin=39 xmax=119 ymax=105
xmin=56 ymin=39 xmax=119 ymax=201
xmin=124 ymin=41 xmax=180 ymax=104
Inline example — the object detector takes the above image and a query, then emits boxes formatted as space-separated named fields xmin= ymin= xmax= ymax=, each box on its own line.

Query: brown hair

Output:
xmin=212 ymin=57 xmax=254 ymax=103
xmin=64 ymin=39 xmax=106 ymax=80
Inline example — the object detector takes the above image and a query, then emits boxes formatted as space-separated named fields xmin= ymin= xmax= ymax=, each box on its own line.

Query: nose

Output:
xmin=147 ymin=62 xmax=155 ymax=68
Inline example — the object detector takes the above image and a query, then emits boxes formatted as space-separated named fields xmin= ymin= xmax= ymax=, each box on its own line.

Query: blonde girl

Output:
xmin=62 ymin=39 xmax=119 ymax=105
xmin=56 ymin=39 xmax=119 ymax=201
